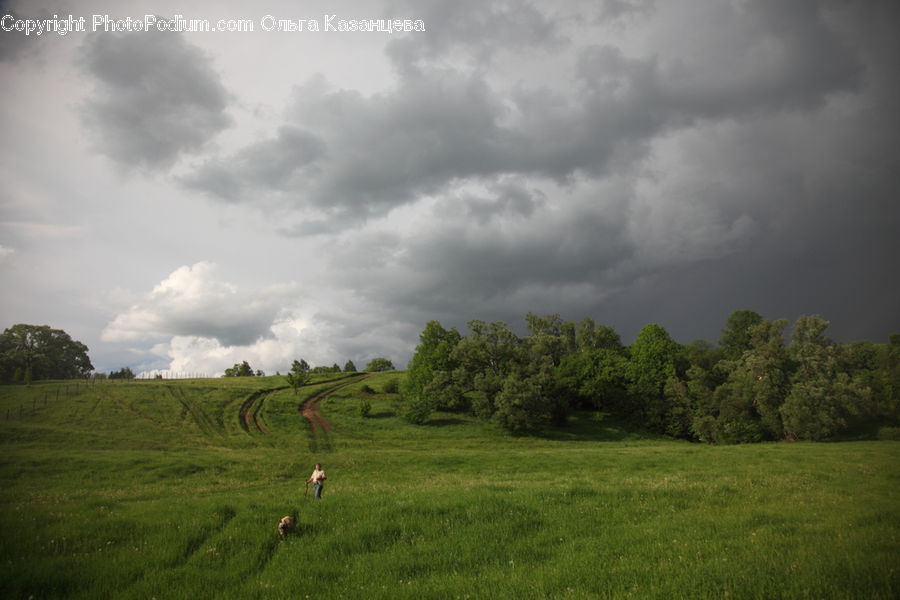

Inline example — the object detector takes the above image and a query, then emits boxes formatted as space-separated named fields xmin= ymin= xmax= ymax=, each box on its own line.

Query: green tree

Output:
xmin=704 ymin=318 xmax=790 ymax=442
xmin=223 ymin=360 xmax=255 ymax=377
xmin=0 ymin=324 xmax=94 ymax=382
xmin=343 ymin=360 xmax=357 ymax=372
xmin=876 ymin=334 xmax=900 ymax=423
xmin=366 ymin=357 xmax=395 ymax=372
xmin=780 ymin=315 xmax=872 ymax=440
xmin=285 ymin=359 xmax=310 ymax=394
xmin=627 ymin=324 xmax=680 ymax=432
xmin=556 ymin=319 xmax=628 ymax=413
xmin=492 ymin=355 xmax=565 ymax=432
xmin=452 ymin=320 xmax=525 ymax=419
xmin=109 ymin=367 xmax=135 ymax=380
xmin=402 ymin=321 xmax=463 ymax=423
xmin=524 ymin=313 xmax=566 ymax=366
xmin=719 ymin=310 xmax=764 ymax=360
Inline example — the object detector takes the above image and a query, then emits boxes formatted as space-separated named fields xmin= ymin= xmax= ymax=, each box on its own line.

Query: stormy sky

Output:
xmin=1 ymin=0 xmax=898 ymax=375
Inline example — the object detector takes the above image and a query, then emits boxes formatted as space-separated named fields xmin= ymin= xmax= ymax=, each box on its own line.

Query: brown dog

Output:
xmin=278 ymin=516 xmax=296 ymax=538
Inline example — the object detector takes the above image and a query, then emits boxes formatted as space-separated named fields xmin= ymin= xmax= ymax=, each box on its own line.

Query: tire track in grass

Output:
xmin=168 ymin=506 xmax=237 ymax=568
xmin=108 ymin=390 xmax=166 ymax=428
xmin=299 ymin=374 xmax=369 ymax=453
xmin=168 ymin=387 xmax=221 ymax=439
xmin=238 ymin=387 xmax=289 ymax=435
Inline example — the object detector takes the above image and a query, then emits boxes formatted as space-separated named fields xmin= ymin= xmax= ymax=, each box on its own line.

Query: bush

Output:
xmin=359 ymin=384 xmax=375 ymax=395
xmin=383 ymin=379 xmax=399 ymax=394
xmin=877 ymin=426 xmax=900 ymax=440
xmin=359 ymin=399 xmax=372 ymax=418
xmin=403 ymin=396 xmax=433 ymax=425
xmin=366 ymin=358 xmax=395 ymax=372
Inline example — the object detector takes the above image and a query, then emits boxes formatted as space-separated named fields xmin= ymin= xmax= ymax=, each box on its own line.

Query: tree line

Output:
xmin=0 ymin=324 xmax=94 ymax=383
xmin=401 ymin=311 xmax=899 ymax=441
xmin=222 ymin=357 xmax=395 ymax=379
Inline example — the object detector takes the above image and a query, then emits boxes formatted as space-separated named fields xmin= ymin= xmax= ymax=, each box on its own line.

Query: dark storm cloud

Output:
xmin=78 ymin=29 xmax=232 ymax=170
xmin=183 ymin=0 xmax=864 ymax=233
xmin=323 ymin=0 xmax=896 ymax=347
xmin=177 ymin=0 xmax=896 ymax=353
xmin=185 ymin=68 xmax=512 ymax=224
xmin=324 ymin=180 xmax=639 ymax=335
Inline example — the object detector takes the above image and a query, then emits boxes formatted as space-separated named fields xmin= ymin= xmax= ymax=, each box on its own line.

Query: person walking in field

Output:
xmin=307 ymin=463 xmax=327 ymax=499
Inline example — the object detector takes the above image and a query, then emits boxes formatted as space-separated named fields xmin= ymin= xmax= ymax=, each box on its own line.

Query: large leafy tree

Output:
xmin=452 ymin=320 xmax=525 ymax=419
xmin=719 ymin=310 xmax=764 ymax=360
xmin=402 ymin=321 xmax=463 ymax=423
xmin=703 ymin=318 xmax=790 ymax=443
xmin=492 ymin=358 xmax=558 ymax=432
xmin=780 ymin=315 xmax=872 ymax=440
xmin=558 ymin=318 xmax=627 ymax=407
xmin=627 ymin=323 xmax=680 ymax=432
xmin=0 ymin=324 xmax=93 ymax=382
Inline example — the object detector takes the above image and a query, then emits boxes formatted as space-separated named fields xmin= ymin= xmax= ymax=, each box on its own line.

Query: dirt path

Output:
xmin=299 ymin=374 xmax=368 ymax=452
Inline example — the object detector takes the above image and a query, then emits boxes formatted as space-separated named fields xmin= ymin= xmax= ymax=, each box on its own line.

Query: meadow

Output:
xmin=0 ymin=374 xmax=897 ymax=599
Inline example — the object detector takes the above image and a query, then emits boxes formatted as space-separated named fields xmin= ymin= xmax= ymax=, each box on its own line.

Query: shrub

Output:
xmin=359 ymin=399 xmax=372 ymax=418
xmin=359 ymin=384 xmax=375 ymax=395
xmin=403 ymin=396 xmax=432 ymax=425
xmin=877 ymin=426 xmax=900 ymax=441
xmin=383 ymin=379 xmax=399 ymax=394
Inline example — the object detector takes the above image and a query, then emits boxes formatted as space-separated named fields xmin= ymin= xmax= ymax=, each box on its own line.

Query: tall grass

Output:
xmin=0 ymin=375 xmax=897 ymax=599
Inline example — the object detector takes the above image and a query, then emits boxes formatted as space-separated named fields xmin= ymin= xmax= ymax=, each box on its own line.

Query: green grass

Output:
xmin=1 ymin=374 xmax=897 ymax=599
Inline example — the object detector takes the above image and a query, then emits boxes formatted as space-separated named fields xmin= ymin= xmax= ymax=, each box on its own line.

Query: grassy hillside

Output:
xmin=1 ymin=374 xmax=897 ymax=599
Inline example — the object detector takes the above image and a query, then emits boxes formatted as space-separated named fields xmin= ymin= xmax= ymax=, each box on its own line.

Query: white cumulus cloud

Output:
xmin=102 ymin=261 xmax=300 ymax=347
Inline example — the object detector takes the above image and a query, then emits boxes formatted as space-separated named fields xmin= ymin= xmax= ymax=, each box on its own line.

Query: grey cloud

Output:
xmin=596 ymin=0 xmax=656 ymax=23
xmin=384 ymin=0 xmax=565 ymax=71
xmin=0 ymin=6 xmax=32 ymax=62
xmin=440 ymin=180 xmax=545 ymax=225
xmin=152 ymin=313 xmax=276 ymax=348
xmin=186 ymin=69 xmax=512 ymax=225
xmin=178 ymin=0 xmax=895 ymax=354
xmin=184 ymin=0 xmax=864 ymax=233
xmin=326 ymin=183 xmax=640 ymax=330
xmin=182 ymin=125 xmax=325 ymax=202
xmin=79 ymin=29 xmax=232 ymax=170
xmin=644 ymin=0 xmax=862 ymax=117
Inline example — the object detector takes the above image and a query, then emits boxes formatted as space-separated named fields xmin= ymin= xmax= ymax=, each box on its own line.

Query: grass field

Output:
xmin=1 ymin=374 xmax=897 ymax=599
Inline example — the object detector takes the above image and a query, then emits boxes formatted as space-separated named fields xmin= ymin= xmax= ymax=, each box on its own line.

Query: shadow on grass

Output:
xmin=424 ymin=417 xmax=468 ymax=427
xmin=535 ymin=411 xmax=668 ymax=443
xmin=367 ymin=410 xmax=396 ymax=419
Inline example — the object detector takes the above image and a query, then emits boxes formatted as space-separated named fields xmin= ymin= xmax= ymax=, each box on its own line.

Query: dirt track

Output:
xmin=238 ymin=388 xmax=286 ymax=434
xmin=299 ymin=374 xmax=368 ymax=452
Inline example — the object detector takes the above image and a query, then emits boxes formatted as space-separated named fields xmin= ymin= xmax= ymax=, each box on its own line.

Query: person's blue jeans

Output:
xmin=314 ymin=482 xmax=323 ymax=499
